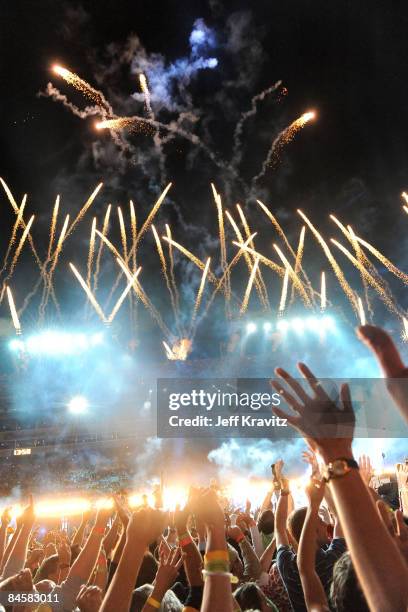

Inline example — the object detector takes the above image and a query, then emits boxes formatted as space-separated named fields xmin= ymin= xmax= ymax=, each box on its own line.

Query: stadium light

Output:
xmin=276 ymin=319 xmax=289 ymax=332
xmin=68 ymin=396 xmax=89 ymax=415
xmin=8 ymin=330 xmax=105 ymax=356
xmin=263 ymin=322 xmax=272 ymax=332
xmin=246 ymin=322 xmax=257 ymax=334
xmin=291 ymin=318 xmax=305 ymax=333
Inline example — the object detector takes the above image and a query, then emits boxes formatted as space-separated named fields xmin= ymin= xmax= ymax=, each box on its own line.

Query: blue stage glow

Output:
xmin=246 ymin=322 xmax=257 ymax=334
xmin=8 ymin=330 xmax=105 ymax=356
xmin=68 ymin=395 xmax=89 ymax=414
xmin=263 ymin=322 xmax=272 ymax=332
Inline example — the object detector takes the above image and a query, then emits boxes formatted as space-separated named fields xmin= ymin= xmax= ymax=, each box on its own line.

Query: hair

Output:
xmin=287 ymin=506 xmax=307 ymax=544
xmin=257 ymin=509 xmax=274 ymax=535
xmin=330 ymin=552 xmax=369 ymax=612
xmin=234 ymin=582 xmax=264 ymax=611
xmin=134 ymin=552 xmax=158 ymax=588
xmin=130 ymin=584 xmax=183 ymax=612
xmin=34 ymin=554 xmax=59 ymax=583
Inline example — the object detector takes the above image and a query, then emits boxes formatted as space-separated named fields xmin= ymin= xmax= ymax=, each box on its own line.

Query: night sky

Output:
xmin=2 ymin=0 xmax=408 ymax=354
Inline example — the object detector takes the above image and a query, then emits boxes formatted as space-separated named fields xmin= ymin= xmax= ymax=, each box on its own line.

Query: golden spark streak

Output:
xmin=236 ymin=204 xmax=269 ymax=308
xmin=211 ymin=184 xmax=230 ymax=303
xmin=279 ymin=268 xmax=289 ymax=312
xmin=402 ymin=192 xmax=408 ymax=205
xmin=330 ymin=239 xmax=401 ymax=316
xmin=6 ymin=287 xmax=21 ymax=334
xmin=165 ymin=224 xmax=180 ymax=312
xmin=321 ymin=271 xmax=326 ymax=310
xmin=273 ymin=243 xmax=311 ymax=306
xmin=47 ymin=195 xmax=60 ymax=260
xmin=95 ymin=229 xmax=124 ymax=262
xmin=69 ymin=263 xmax=106 ymax=323
xmin=129 ymin=200 xmax=137 ymax=272
xmin=116 ymin=258 xmax=171 ymax=337
xmin=107 ymin=267 xmax=141 ymax=323
xmin=52 ymin=66 xmax=111 ymax=110
xmin=240 ymin=256 xmax=260 ymax=314
xmin=163 ymin=341 xmax=174 ymax=360
xmin=96 ymin=118 xmax=140 ymax=131
xmin=192 ymin=257 xmax=211 ymax=322
xmin=290 ymin=226 xmax=306 ymax=305
xmin=139 ymin=73 xmax=153 ymax=116
xmin=0 ymin=194 xmax=27 ymax=276
xmin=152 ymin=225 xmax=180 ymax=326
xmin=130 ymin=183 xmax=172 ymax=253
xmin=297 ymin=209 xmax=357 ymax=312
xmin=403 ymin=318 xmax=408 ymax=341
xmin=117 ymin=206 xmax=128 ymax=259
xmin=354 ymin=235 xmax=408 ymax=285
xmin=403 ymin=205 xmax=408 ymax=215
xmin=161 ymin=236 xmax=218 ymax=285
xmin=225 ymin=210 xmax=267 ymax=306
xmin=232 ymin=241 xmax=285 ymax=277
xmin=256 ymin=200 xmax=297 ymax=258
xmin=86 ymin=218 xmax=97 ymax=287
xmin=358 ymin=296 xmax=366 ymax=326
xmin=93 ymin=204 xmax=112 ymax=292
xmin=7 ymin=215 xmax=35 ymax=278
xmin=66 ymin=183 xmax=103 ymax=239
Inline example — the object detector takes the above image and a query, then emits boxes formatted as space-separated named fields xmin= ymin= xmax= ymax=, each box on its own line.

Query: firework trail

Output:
xmin=0 ymin=215 xmax=35 ymax=302
xmin=117 ymin=207 xmax=128 ymax=259
xmin=330 ymin=239 xmax=404 ymax=318
xmin=107 ymin=267 xmax=141 ymax=323
xmin=402 ymin=192 xmax=408 ymax=205
xmin=211 ymin=185 xmax=230 ymax=304
xmin=139 ymin=73 xmax=153 ymax=117
xmin=403 ymin=205 xmax=408 ymax=215
xmin=93 ymin=204 xmax=112 ymax=293
xmin=6 ymin=286 xmax=21 ymax=335
xmin=151 ymin=225 xmax=181 ymax=334
xmin=257 ymin=199 xmax=314 ymax=301
xmin=354 ymin=235 xmax=408 ymax=285
xmin=191 ymin=257 xmax=211 ymax=328
xmin=161 ymin=236 xmax=218 ymax=285
xmin=165 ymin=224 xmax=181 ymax=319
xmin=357 ymin=296 xmax=366 ymax=326
xmin=273 ymin=244 xmax=311 ymax=306
xmin=116 ymin=258 xmax=171 ymax=338
xmin=231 ymin=81 xmax=284 ymax=169
xmin=129 ymin=200 xmax=137 ymax=273
xmin=252 ymin=111 xmax=315 ymax=184
xmin=47 ymin=196 xmax=60 ymax=260
xmin=279 ymin=268 xmax=289 ymax=312
xmin=320 ymin=271 xmax=326 ymax=310
xmin=86 ymin=218 xmax=97 ymax=288
xmin=237 ymin=204 xmax=270 ymax=310
xmin=40 ymin=83 xmax=103 ymax=119
xmin=69 ymin=262 xmax=106 ymax=323
xmin=289 ymin=226 xmax=306 ymax=305
xmin=66 ymin=183 xmax=103 ymax=240
xmin=232 ymin=241 xmax=285 ymax=279
xmin=240 ymin=257 xmax=260 ymax=314
xmin=0 ymin=194 xmax=27 ymax=276
xmin=403 ymin=317 xmax=408 ymax=341
xmin=225 ymin=210 xmax=264 ymax=304
xmin=39 ymin=214 xmax=70 ymax=318
xmin=52 ymin=66 xmax=113 ymax=113
xmin=297 ymin=209 xmax=358 ymax=313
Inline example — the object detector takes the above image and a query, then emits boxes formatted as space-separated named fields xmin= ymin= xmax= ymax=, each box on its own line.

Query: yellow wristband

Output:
xmin=204 ymin=549 xmax=229 ymax=562
xmin=147 ymin=596 xmax=161 ymax=609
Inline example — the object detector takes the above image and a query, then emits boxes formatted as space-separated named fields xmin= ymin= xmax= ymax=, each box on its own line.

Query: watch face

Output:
xmin=332 ymin=460 xmax=349 ymax=476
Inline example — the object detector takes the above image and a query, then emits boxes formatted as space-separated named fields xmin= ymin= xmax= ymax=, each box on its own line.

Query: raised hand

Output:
xmin=113 ymin=494 xmax=130 ymax=527
xmin=358 ymin=325 xmax=408 ymax=423
xmin=126 ymin=508 xmax=166 ymax=546
xmin=376 ymin=500 xmax=408 ymax=563
xmin=21 ymin=494 xmax=35 ymax=529
xmin=305 ymin=477 xmax=325 ymax=509
xmin=358 ymin=454 xmax=374 ymax=487
xmin=155 ymin=545 xmax=183 ymax=594
xmin=271 ymin=362 xmax=355 ymax=458
xmin=76 ymin=584 xmax=103 ymax=612
xmin=190 ymin=488 xmax=225 ymax=530
xmin=302 ymin=449 xmax=319 ymax=477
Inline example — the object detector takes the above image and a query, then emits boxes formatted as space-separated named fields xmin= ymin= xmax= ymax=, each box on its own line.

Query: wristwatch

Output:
xmin=322 ymin=457 xmax=359 ymax=482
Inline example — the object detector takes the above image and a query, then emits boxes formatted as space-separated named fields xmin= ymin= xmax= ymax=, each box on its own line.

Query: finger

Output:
xmin=297 ymin=363 xmax=330 ymax=399
xmin=275 ymin=367 xmax=310 ymax=403
xmin=395 ymin=510 xmax=408 ymax=541
xmin=357 ymin=325 xmax=406 ymax=377
xmin=272 ymin=405 xmax=301 ymax=430
xmin=271 ymin=380 xmax=303 ymax=412
xmin=376 ymin=500 xmax=394 ymax=535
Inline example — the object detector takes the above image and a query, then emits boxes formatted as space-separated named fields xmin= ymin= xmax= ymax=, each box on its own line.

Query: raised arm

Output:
xmin=274 ymin=480 xmax=290 ymax=549
xmin=0 ymin=509 xmax=11 ymax=569
xmin=272 ymin=362 xmax=408 ymax=612
xmin=2 ymin=496 xmax=35 ymax=580
xmin=297 ymin=479 xmax=329 ymax=612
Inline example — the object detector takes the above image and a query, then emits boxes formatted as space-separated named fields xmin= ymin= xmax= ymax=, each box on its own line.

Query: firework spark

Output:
xmin=354 ymin=235 xmax=408 ymax=285
xmin=139 ymin=73 xmax=153 ymax=117
xmin=192 ymin=257 xmax=211 ymax=324
xmin=0 ymin=194 xmax=27 ymax=277
xmin=152 ymin=225 xmax=181 ymax=331
xmin=279 ymin=268 xmax=289 ymax=312
xmin=47 ymin=195 xmax=60 ymax=260
xmin=273 ymin=244 xmax=311 ymax=306
xmin=240 ymin=256 xmax=260 ymax=314
xmin=320 ymin=271 xmax=326 ymax=310
xmin=358 ymin=296 xmax=366 ymax=326
xmin=93 ymin=204 xmax=112 ymax=292
xmin=107 ymin=267 xmax=141 ymax=323
xmin=69 ymin=263 xmax=106 ymax=323
xmin=1 ymin=215 xmax=36 ymax=301
xmin=117 ymin=207 xmax=128 ymax=259
xmin=290 ymin=226 xmax=306 ymax=305
xmin=6 ymin=286 xmax=21 ymax=334
xmin=86 ymin=218 xmax=97 ymax=288
xmin=52 ymin=65 xmax=112 ymax=112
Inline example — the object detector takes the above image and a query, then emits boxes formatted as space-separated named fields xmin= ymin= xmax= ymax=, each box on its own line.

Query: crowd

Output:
xmin=0 ymin=324 xmax=407 ymax=611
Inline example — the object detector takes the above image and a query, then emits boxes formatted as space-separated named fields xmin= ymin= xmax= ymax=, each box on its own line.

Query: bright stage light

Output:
xmin=68 ymin=396 xmax=89 ymax=414
xmin=263 ymin=322 xmax=272 ymax=332
xmin=9 ymin=339 xmax=25 ymax=352
xmin=321 ymin=315 xmax=335 ymax=330
xmin=306 ymin=316 xmax=320 ymax=331
xmin=277 ymin=319 xmax=289 ymax=332
xmin=246 ymin=322 xmax=257 ymax=334
xmin=291 ymin=318 xmax=304 ymax=333
xmin=8 ymin=330 xmax=105 ymax=356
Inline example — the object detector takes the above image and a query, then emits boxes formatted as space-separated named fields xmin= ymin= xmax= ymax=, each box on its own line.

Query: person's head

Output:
xmin=330 ymin=552 xmax=369 ymax=612
xmin=35 ymin=579 xmax=56 ymax=593
xmin=134 ymin=552 xmax=158 ymax=588
xmin=34 ymin=554 xmax=59 ymax=584
xmin=257 ymin=509 xmax=274 ymax=535
xmin=130 ymin=584 xmax=183 ymax=611
xmin=287 ymin=506 xmax=329 ymax=546
xmin=234 ymin=582 xmax=275 ymax=612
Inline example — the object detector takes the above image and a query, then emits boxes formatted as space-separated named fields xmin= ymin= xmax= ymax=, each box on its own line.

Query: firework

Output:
xmin=236 ymin=204 xmax=269 ymax=308
xmin=192 ymin=257 xmax=211 ymax=324
xmin=402 ymin=192 xmax=408 ymax=205
xmin=93 ymin=204 xmax=112 ymax=292
xmin=279 ymin=268 xmax=289 ymax=312
xmin=320 ymin=271 xmax=326 ymax=310
xmin=6 ymin=286 xmax=21 ymax=334
xmin=358 ymin=296 xmax=366 ymax=326
xmin=1 ymin=215 xmax=36 ymax=301
xmin=95 ymin=117 xmax=154 ymax=136
xmin=69 ymin=263 xmax=106 ymax=323
xmin=163 ymin=338 xmax=192 ymax=361
xmin=162 ymin=236 xmax=218 ymax=285
xmin=129 ymin=200 xmax=137 ymax=272
xmin=165 ymin=224 xmax=180 ymax=314
xmin=297 ymin=209 xmax=358 ymax=312
xmin=354 ymin=235 xmax=408 ymax=285
xmin=403 ymin=318 xmax=408 ymax=341
xmin=107 ymin=267 xmax=141 ymax=323
xmin=39 ymin=214 xmax=70 ymax=317
xmin=47 ymin=195 xmax=60 ymax=260
xmin=86 ymin=218 xmax=97 ymax=288
xmin=290 ymin=226 xmax=306 ymax=305
xmin=117 ymin=207 xmax=128 ymax=259
xmin=240 ymin=256 xmax=260 ymax=314
xmin=0 ymin=194 xmax=27 ymax=276
xmin=52 ymin=65 xmax=112 ymax=112
xmin=139 ymin=73 xmax=153 ymax=117
xmin=273 ymin=244 xmax=311 ymax=306
xmin=151 ymin=225 xmax=180 ymax=330
xmin=211 ymin=185 xmax=230 ymax=303
xmin=232 ymin=241 xmax=285 ymax=278
xmin=66 ymin=183 xmax=103 ymax=239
